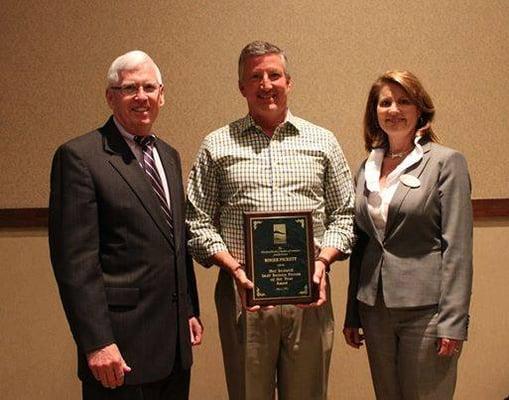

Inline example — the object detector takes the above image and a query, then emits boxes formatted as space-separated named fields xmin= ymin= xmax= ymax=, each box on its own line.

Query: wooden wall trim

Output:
xmin=0 ymin=199 xmax=508 ymax=228
xmin=471 ymin=198 xmax=509 ymax=219
xmin=0 ymin=208 xmax=49 ymax=228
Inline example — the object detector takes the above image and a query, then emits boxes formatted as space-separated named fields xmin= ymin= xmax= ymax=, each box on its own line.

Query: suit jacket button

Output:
xmin=172 ymin=292 xmax=178 ymax=303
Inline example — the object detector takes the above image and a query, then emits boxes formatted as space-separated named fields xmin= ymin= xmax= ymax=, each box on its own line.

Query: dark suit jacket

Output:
xmin=49 ymin=117 xmax=199 ymax=384
xmin=345 ymin=142 xmax=473 ymax=340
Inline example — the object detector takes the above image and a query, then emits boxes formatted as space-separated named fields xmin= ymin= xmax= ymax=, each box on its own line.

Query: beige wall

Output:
xmin=1 ymin=222 xmax=509 ymax=399
xmin=0 ymin=0 xmax=508 ymax=207
xmin=1 ymin=1 xmax=509 ymax=399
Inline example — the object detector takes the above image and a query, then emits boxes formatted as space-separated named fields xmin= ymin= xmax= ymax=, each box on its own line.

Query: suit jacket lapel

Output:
xmin=357 ymin=169 xmax=384 ymax=245
xmin=101 ymin=118 xmax=175 ymax=247
xmin=384 ymin=142 xmax=432 ymax=237
xmin=155 ymin=141 xmax=183 ymax=251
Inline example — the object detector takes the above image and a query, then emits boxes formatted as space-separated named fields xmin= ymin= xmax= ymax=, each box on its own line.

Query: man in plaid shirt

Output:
xmin=186 ymin=41 xmax=354 ymax=400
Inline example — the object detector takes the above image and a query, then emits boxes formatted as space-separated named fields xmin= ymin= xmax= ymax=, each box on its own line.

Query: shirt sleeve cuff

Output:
xmin=191 ymin=242 xmax=229 ymax=266
xmin=321 ymin=232 xmax=353 ymax=257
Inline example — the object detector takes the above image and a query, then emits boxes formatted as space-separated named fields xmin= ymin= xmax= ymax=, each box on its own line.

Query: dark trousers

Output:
xmin=82 ymin=365 xmax=190 ymax=400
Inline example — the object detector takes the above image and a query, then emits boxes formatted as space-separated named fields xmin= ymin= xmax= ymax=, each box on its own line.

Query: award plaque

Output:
xmin=244 ymin=210 xmax=317 ymax=306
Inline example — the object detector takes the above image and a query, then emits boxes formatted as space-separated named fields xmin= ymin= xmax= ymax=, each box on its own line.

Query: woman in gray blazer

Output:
xmin=343 ymin=70 xmax=473 ymax=399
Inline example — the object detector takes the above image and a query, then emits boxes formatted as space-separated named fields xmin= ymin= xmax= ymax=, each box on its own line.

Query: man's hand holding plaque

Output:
xmin=209 ymin=250 xmax=261 ymax=312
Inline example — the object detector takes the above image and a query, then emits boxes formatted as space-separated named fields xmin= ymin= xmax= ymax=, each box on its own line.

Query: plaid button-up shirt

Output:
xmin=186 ymin=112 xmax=355 ymax=265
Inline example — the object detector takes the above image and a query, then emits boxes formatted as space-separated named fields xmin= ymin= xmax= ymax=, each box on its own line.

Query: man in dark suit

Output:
xmin=49 ymin=50 xmax=202 ymax=400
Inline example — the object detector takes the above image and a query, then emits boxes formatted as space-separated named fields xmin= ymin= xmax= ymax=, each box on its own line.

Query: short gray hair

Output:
xmin=106 ymin=50 xmax=163 ymax=87
xmin=238 ymin=41 xmax=289 ymax=81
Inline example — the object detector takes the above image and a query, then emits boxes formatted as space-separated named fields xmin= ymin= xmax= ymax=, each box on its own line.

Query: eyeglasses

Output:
xmin=109 ymin=82 xmax=162 ymax=96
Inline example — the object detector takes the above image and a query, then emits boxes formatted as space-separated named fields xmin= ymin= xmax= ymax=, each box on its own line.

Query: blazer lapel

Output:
xmin=101 ymin=118 xmax=175 ymax=247
xmin=384 ymin=142 xmax=432 ymax=237
xmin=357 ymin=168 xmax=384 ymax=245
xmin=155 ymin=141 xmax=183 ymax=251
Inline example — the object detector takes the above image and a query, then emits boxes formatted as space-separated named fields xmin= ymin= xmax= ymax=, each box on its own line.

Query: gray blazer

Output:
xmin=345 ymin=141 xmax=473 ymax=340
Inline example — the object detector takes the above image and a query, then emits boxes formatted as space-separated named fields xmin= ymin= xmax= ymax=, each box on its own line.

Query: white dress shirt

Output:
xmin=113 ymin=117 xmax=171 ymax=208
xmin=365 ymin=136 xmax=424 ymax=237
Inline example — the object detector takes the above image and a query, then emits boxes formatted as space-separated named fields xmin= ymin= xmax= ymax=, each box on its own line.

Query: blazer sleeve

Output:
xmin=344 ymin=163 xmax=367 ymax=328
xmin=48 ymin=144 xmax=115 ymax=354
xmin=185 ymin=239 xmax=200 ymax=318
xmin=436 ymin=150 xmax=473 ymax=340
xmin=344 ymin=224 xmax=369 ymax=328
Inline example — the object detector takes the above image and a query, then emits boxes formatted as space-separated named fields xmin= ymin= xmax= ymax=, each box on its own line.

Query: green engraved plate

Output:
xmin=244 ymin=210 xmax=317 ymax=306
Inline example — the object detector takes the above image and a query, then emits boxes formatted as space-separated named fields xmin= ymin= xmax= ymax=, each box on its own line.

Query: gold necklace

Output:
xmin=386 ymin=147 xmax=413 ymax=159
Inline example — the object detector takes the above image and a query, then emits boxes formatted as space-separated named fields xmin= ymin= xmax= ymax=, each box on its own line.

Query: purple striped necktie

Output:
xmin=134 ymin=135 xmax=174 ymax=239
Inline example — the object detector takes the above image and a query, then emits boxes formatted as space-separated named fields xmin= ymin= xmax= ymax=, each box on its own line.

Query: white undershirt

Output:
xmin=113 ymin=118 xmax=171 ymax=208
xmin=365 ymin=136 xmax=424 ymax=236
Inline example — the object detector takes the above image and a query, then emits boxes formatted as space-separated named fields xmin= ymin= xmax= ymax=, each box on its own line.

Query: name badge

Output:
xmin=400 ymin=174 xmax=420 ymax=188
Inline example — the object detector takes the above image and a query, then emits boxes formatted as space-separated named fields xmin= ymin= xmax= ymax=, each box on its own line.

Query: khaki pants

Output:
xmin=215 ymin=269 xmax=334 ymax=400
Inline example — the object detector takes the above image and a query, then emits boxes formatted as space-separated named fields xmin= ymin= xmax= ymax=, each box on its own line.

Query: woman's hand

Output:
xmin=437 ymin=337 xmax=463 ymax=356
xmin=343 ymin=327 xmax=365 ymax=349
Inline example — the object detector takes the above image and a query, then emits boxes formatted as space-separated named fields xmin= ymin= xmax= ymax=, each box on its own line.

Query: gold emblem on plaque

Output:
xmin=273 ymin=223 xmax=287 ymax=244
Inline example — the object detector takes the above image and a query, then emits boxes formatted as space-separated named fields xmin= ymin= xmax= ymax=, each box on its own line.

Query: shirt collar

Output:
xmin=365 ymin=135 xmax=425 ymax=193
xmin=238 ymin=109 xmax=300 ymax=136
xmin=113 ymin=116 xmax=156 ymax=144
